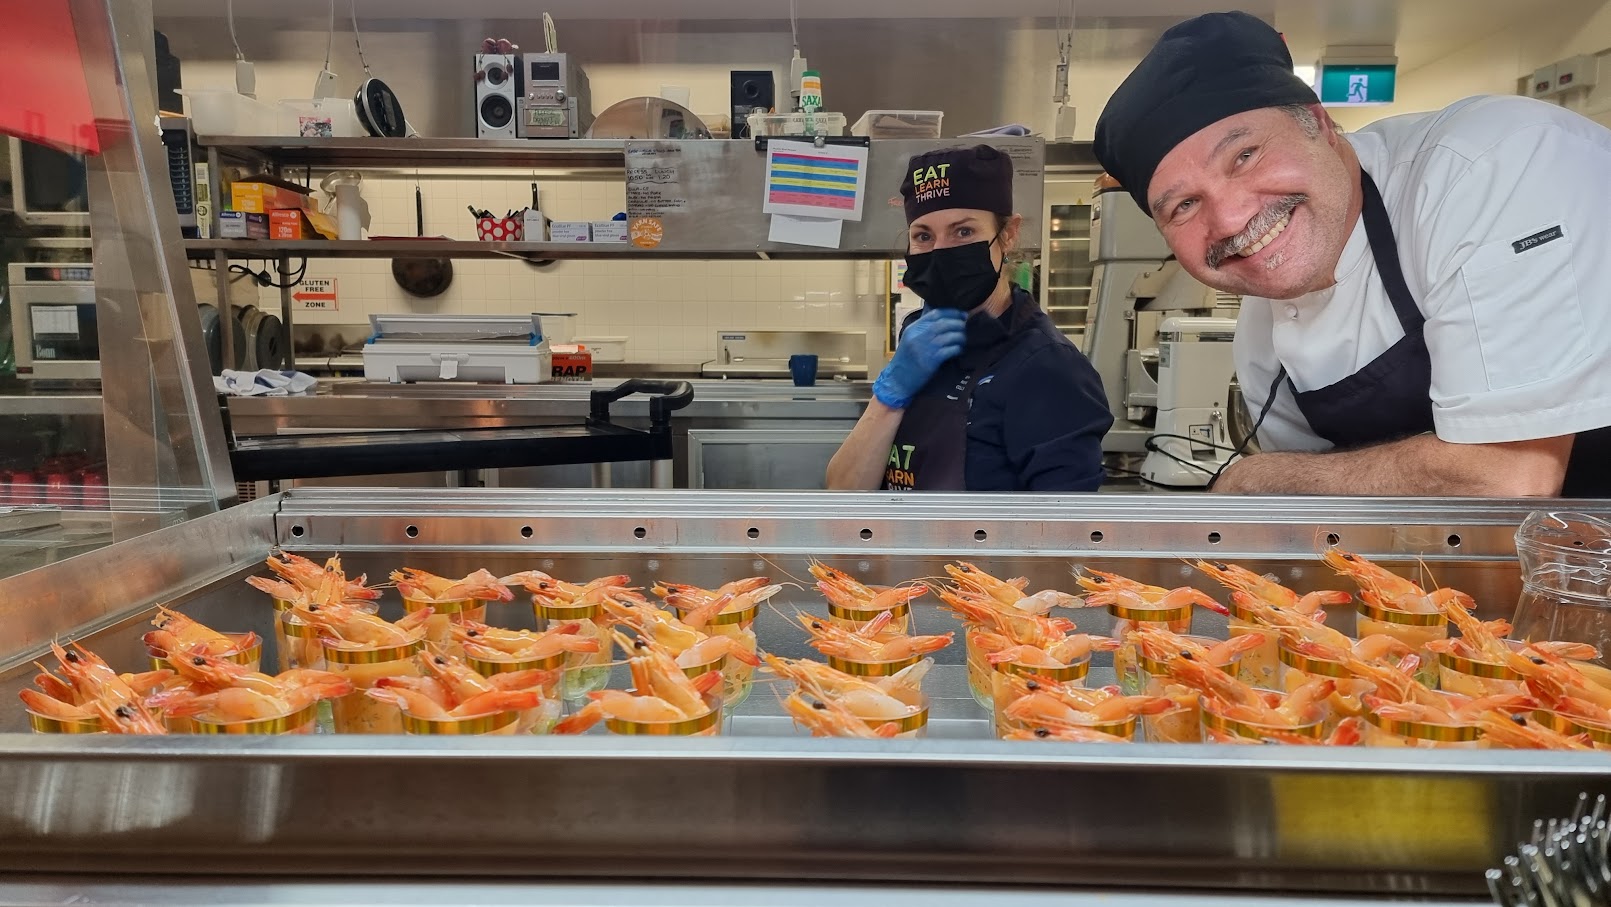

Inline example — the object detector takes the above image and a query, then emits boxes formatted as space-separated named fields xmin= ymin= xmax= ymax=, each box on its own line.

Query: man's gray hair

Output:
xmin=1278 ymin=103 xmax=1343 ymax=137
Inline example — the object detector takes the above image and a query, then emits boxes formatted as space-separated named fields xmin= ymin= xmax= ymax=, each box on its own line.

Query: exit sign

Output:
xmin=1319 ymin=64 xmax=1396 ymax=106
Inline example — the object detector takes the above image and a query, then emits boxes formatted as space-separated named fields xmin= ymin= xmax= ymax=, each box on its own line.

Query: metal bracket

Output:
xmin=753 ymin=135 xmax=871 ymax=152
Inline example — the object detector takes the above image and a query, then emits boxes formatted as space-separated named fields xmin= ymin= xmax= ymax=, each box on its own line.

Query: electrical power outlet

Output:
xmin=234 ymin=60 xmax=257 ymax=99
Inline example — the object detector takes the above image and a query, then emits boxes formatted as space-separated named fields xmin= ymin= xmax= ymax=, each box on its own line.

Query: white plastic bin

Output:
xmin=851 ymin=110 xmax=944 ymax=139
xmin=277 ymin=98 xmax=362 ymax=138
xmin=574 ymin=336 xmax=628 ymax=362
xmin=179 ymin=88 xmax=275 ymax=136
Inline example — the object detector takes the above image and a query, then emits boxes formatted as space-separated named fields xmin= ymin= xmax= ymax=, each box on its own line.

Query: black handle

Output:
xmin=589 ymin=379 xmax=695 ymax=431
xmin=415 ymin=186 xmax=425 ymax=238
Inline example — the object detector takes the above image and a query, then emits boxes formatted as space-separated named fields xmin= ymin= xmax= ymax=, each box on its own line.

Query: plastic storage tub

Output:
xmin=575 ymin=336 xmax=628 ymax=362
xmin=179 ymin=88 xmax=276 ymax=136
xmin=746 ymin=112 xmax=847 ymax=137
xmin=851 ymin=110 xmax=944 ymax=138
xmin=276 ymin=98 xmax=362 ymax=138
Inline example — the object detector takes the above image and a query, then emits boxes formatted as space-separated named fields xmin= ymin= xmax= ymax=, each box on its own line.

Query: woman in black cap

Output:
xmin=1093 ymin=11 xmax=1611 ymax=497
xmin=826 ymin=144 xmax=1112 ymax=492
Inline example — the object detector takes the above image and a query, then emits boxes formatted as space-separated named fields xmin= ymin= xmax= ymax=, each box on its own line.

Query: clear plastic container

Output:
xmin=1532 ymin=709 xmax=1611 ymax=750
xmin=533 ymin=598 xmax=614 ymax=700
xmin=1436 ymin=642 xmax=1527 ymax=699
xmin=26 ymin=709 xmax=102 ymax=735
xmin=401 ymin=709 xmax=523 ymax=736
xmin=323 ymin=637 xmax=426 ymax=734
xmin=747 ymin=112 xmax=847 ymax=137
xmin=191 ymin=700 xmax=319 ymax=736
xmin=464 ymin=649 xmax=565 ymax=734
xmin=964 ymin=627 xmax=997 ymax=709
xmin=1361 ymin=705 xmax=1481 ymax=749
xmin=605 ymin=691 xmax=723 ymax=737
xmin=1276 ymin=638 xmax=1369 ymax=733
xmin=1200 ymin=690 xmax=1330 ymax=744
xmin=1004 ymin=713 xmax=1138 ymax=742
xmin=1135 ymin=635 xmax=1243 ymax=743
xmin=826 ymin=599 xmax=912 ymax=635
xmin=178 ymin=88 xmax=275 ymax=136
xmin=989 ymin=655 xmax=1092 ymax=736
xmin=271 ymin=596 xmax=378 ymax=673
xmin=1512 ymin=511 xmax=1611 ymax=667
xmin=401 ymin=597 xmax=486 ymax=658
xmin=276 ymin=97 xmax=361 ymax=138
xmin=1108 ymin=600 xmax=1193 ymax=695
xmin=1354 ymin=600 xmax=1447 ymax=688
xmin=851 ymin=110 xmax=944 ymax=138
xmin=825 ymin=652 xmax=921 ymax=679
xmin=1227 ymin=599 xmax=1280 ymax=689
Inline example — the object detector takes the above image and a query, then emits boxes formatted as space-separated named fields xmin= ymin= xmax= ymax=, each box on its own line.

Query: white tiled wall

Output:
xmin=267 ymin=173 xmax=881 ymax=365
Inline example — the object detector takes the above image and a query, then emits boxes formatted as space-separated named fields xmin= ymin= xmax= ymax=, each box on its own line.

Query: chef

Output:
xmin=1094 ymin=11 xmax=1611 ymax=497
xmin=826 ymin=145 xmax=1111 ymax=491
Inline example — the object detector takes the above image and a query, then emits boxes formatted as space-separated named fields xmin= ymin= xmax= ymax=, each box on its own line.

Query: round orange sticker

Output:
xmin=629 ymin=217 xmax=664 ymax=249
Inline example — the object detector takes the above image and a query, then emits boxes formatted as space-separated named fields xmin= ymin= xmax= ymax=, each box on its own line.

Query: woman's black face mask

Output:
xmin=903 ymin=237 xmax=1002 ymax=311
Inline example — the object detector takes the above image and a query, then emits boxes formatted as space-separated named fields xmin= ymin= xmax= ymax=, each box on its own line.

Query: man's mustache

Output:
xmin=1206 ymin=194 xmax=1307 ymax=269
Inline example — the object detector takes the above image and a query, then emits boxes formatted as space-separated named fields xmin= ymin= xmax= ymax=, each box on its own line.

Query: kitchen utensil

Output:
xmin=587 ymin=96 xmax=712 ymax=139
xmin=349 ymin=0 xmax=409 ymax=138
xmin=391 ymin=178 xmax=453 ymax=298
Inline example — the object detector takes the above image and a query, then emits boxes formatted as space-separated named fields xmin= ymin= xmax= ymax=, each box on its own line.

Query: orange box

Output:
xmin=551 ymin=349 xmax=593 ymax=382
xmin=230 ymin=181 xmax=310 ymax=214
xmin=269 ymin=209 xmax=314 ymax=239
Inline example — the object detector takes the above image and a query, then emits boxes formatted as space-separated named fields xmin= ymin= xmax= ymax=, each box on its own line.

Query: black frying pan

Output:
xmin=392 ymin=183 xmax=453 ymax=298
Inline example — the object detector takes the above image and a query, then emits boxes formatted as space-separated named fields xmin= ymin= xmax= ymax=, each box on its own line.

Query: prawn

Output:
xmin=145 ymin=607 xmax=257 ymax=658
xmin=1003 ymin=723 xmax=1133 ymax=743
xmin=18 ymin=688 xmax=95 ymax=721
xmin=1478 ymin=712 xmax=1594 ymax=750
xmin=783 ymin=692 xmax=901 ymax=739
xmin=1321 ymin=548 xmax=1475 ymax=614
xmin=1075 ymin=568 xmax=1229 ymax=615
xmin=1192 ymin=559 xmax=1349 ymax=615
xmin=553 ymin=690 xmax=689 ymax=733
xmin=390 ymin=568 xmax=513 ymax=603
xmin=451 ymin=620 xmax=601 ymax=660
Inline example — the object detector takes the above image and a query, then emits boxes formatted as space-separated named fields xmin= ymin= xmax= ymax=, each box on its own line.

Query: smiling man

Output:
xmin=1095 ymin=11 xmax=1611 ymax=497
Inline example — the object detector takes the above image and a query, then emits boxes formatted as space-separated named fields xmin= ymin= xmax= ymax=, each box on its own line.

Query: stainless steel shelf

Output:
xmin=0 ymin=392 xmax=103 ymax=416
xmin=183 ymin=239 xmax=898 ymax=261
xmin=199 ymin=136 xmax=628 ymax=170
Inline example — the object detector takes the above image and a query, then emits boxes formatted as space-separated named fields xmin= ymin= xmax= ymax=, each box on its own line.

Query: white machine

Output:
xmin=1143 ymin=315 xmax=1238 ymax=487
xmin=362 ymin=314 xmax=552 ymax=384
xmin=516 ymin=52 xmax=592 ymax=139
xmin=1084 ymin=180 xmax=1241 ymax=487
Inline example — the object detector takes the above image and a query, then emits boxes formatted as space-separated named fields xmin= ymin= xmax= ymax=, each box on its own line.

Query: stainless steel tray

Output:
xmin=0 ymin=489 xmax=1607 ymax=897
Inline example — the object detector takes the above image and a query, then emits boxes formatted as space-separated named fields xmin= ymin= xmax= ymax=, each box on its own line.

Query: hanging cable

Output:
xmin=1205 ymin=368 xmax=1289 ymax=490
xmin=543 ymin=13 xmax=558 ymax=54
xmin=322 ymin=0 xmax=336 ymax=73
xmin=226 ymin=0 xmax=245 ymax=62
xmin=789 ymin=0 xmax=800 ymax=50
xmin=350 ymin=0 xmax=373 ymax=75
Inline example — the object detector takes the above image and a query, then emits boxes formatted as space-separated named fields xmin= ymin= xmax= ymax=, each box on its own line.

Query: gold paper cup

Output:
xmin=27 ymin=709 xmax=102 ymax=734
xmin=1533 ymin=709 xmax=1611 ymax=748
xmin=826 ymin=599 xmax=912 ymax=634
xmin=1361 ymin=704 xmax=1481 ymax=747
xmin=604 ymin=693 xmax=723 ymax=736
xmin=533 ymin=598 xmax=603 ymax=624
xmin=1201 ymin=691 xmax=1329 ymax=744
xmin=192 ymin=701 xmax=318 ymax=735
xmin=825 ymin=653 xmax=920 ymax=677
xmin=323 ymin=636 xmax=426 ymax=734
xmin=863 ymin=696 xmax=930 ymax=738
xmin=402 ymin=708 xmax=521 ymax=736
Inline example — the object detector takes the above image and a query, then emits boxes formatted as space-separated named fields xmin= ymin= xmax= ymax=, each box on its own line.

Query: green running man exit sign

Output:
xmin=1319 ymin=64 xmax=1397 ymax=106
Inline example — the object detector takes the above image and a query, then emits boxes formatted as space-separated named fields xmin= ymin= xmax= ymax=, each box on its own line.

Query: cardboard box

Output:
xmin=549 ymin=221 xmax=592 ymax=242
xmin=550 ymin=347 xmax=593 ymax=382
xmin=219 ymin=210 xmax=269 ymax=239
xmin=523 ymin=209 xmax=549 ymax=242
xmin=591 ymin=220 xmax=629 ymax=243
xmin=270 ymin=208 xmax=314 ymax=240
xmin=229 ymin=181 xmax=310 ymax=214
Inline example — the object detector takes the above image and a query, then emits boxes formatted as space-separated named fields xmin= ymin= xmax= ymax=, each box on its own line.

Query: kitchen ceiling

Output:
xmin=153 ymin=0 xmax=1558 ymax=75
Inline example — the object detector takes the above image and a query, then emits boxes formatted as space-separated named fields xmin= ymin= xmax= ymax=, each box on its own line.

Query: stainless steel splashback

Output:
xmin=703 ymin=329 xmax=868 ymax=379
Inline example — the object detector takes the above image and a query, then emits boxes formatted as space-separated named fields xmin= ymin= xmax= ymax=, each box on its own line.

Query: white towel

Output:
xmin=213 ymin=369 xmax=318 ymax=397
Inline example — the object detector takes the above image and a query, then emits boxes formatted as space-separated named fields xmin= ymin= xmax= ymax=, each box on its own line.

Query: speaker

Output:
xmin=475 ymin=53 xmax=519 ymax=139
xmin=729 ymin=70 xmax=775 ymax=138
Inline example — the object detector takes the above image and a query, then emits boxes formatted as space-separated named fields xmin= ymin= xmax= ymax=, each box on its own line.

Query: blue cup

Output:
xmin=788 ymin=354 xmax=818 ymax=387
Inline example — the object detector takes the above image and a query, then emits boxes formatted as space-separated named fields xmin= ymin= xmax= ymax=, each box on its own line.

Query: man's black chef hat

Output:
xmin=1094 ymin=11 xmax=1320 ymax=214
xmin=901 ymin=144 xmax=1014 ymax=223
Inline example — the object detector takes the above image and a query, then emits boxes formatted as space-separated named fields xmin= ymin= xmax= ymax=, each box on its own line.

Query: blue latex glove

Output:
xmin=873 ymin=308 xmax=968 ymax=409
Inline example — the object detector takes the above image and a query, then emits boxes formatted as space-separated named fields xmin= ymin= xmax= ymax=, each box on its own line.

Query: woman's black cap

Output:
xmin=900 ymin=144 xmax=1014 ymax=223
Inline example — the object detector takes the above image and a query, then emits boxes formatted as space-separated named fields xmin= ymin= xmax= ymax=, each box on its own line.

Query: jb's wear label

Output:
xmin=885 ymin=443 xmax=917 ymax=491
xmin=1513 ymin=225 xmax=1563 ymax=254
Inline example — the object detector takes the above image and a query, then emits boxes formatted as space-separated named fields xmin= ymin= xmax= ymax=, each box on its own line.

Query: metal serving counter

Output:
xmin=227 ymin=379 xmax=871 ymax=490
xmin=0 ymin=489 xmax=1608 ymax=902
